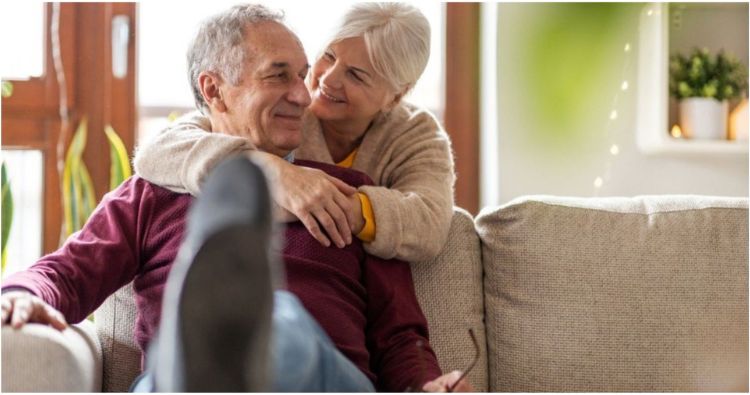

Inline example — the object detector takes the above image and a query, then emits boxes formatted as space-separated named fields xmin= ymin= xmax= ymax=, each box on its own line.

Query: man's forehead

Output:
xmin=244 ymin=21 xmax=306 ymax=60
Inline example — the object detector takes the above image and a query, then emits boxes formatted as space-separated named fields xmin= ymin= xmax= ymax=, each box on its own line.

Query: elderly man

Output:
xmin=0 ymin=4 xmax=470 ymax=392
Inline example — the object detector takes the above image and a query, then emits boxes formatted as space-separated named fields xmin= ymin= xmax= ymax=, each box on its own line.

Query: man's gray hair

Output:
xmin=187 ymin=4 xmax=284 ymax=113
xmin=328 ymin=3 xmax=430 ymax=94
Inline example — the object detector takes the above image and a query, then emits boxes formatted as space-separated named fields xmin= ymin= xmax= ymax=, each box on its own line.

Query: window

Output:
xmin=137 ymin=1 xmax=444 ymax=141
xmin=1 ymin=150 xmax=43 ymax=276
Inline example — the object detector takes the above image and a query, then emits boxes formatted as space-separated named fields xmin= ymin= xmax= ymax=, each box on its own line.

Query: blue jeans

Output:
xmin=131 ymin=291 xmax=374 ymax=392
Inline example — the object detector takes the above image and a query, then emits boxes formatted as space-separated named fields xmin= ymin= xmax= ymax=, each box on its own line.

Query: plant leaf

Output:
xmin=62 ymin=118 xmax=97 ymax=239
xmin=1 ymin=162 xmax=14 ymax=274
xmin=104 ymin=125 xmax=132 ymax=190
xmin=1 ymin=81 xmax=13 ymax=98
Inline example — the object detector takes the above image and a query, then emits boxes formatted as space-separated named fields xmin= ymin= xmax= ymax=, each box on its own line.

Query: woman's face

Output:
xmin=308 ymin=37 xmax=399 ymax=130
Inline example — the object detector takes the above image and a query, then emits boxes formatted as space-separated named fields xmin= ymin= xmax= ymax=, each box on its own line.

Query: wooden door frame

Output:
xmin=444 ymin=3 xmax=480 ymax=215
xmin=2 ymin=3 xmax=137 ymax=254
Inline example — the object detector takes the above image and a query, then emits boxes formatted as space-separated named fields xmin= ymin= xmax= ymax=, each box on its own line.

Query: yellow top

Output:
xmin=335 ymin=149 xmax=375 ymax=242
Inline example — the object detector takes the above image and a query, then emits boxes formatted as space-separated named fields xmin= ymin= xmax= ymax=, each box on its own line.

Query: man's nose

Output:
xmin=288 ymin=77 xmax=311 ymax=107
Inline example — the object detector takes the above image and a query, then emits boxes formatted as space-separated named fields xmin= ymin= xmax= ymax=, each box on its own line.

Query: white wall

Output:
xmin=490 ymin=3 xmax=748 ymax=206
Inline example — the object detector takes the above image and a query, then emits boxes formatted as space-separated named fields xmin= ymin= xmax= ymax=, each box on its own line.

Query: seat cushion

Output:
xmin=476 ymin=195 xmax=748 ymax=391
xmin=412 ymin=208 xmax=488 ymax=391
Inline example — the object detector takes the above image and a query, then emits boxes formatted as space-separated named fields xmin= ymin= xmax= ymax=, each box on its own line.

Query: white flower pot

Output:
xmin=678 ymin=98 xmax=728 ymax=140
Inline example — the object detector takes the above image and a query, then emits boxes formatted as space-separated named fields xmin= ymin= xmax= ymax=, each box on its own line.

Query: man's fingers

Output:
xmin=313 ymin=209 xmax=345 ymax=248
xmin=1 ymin=298 xmax=12 ymax=324
xmin=40 ymin=305 xmax=68 ymax=331
xmin=299 ymin=213 xmax=331 ymax=247
xmin=10 ymin=297 xmax=31 ymax=329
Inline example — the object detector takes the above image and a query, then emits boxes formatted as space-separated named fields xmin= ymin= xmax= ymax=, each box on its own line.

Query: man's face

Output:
xmin=219 ymin=21 xmax=311 ymax=157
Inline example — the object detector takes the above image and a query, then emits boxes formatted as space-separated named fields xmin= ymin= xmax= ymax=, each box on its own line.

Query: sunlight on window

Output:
xmin=1 ymin=150 xmax=43 ymax=277
xmin=0 ymin=3 xmax=44 ymax=80
xmin=138 ymin=1 xmax=443 ymax=140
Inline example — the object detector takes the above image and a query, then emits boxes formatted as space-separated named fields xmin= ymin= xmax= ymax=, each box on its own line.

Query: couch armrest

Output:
xmin=2 ymin=320 xmax=103 ymax=392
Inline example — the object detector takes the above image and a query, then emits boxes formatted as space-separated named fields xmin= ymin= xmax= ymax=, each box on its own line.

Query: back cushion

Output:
xmin=94 ymin=284 xmax=141 ymax=392
xmin=476 ymin=196 xmax=748 ymax=392
xmin=412 ymin=208 xmax=488 ymax=392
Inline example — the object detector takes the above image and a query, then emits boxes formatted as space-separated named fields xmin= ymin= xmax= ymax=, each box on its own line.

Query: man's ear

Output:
xmin=199 ymin=71 xmax=227 ymax=113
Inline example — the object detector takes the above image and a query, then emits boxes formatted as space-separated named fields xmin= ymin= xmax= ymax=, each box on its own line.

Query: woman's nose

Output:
xmin=319 ymin=65 xmax=343 ymax=90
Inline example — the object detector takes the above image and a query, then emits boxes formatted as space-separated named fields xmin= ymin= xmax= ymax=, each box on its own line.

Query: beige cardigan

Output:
xmin=133 ymin=102 xmax=455 ymax=262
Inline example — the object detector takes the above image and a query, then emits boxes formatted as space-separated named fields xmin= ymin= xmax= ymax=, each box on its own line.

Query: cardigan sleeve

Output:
xmin=133 ymin=111 xmax=253 ymax=196
xmin=359 ymin=108 xmax=455 ymax=262
xmin=1 ymin=178 xmax=148 ymax=324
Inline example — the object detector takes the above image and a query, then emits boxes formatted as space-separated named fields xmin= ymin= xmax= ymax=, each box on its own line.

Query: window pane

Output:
xmin=138 ymin=1 xmax=443 ymax=138
xmin=1 ymin=150 xmax=43 ymax=277
xmin=0 ymin=3 xmax=44 ymax=80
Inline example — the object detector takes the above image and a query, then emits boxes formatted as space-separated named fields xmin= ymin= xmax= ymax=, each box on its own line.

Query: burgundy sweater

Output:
xmin=2 ymin=160 xmax=441 ymax=391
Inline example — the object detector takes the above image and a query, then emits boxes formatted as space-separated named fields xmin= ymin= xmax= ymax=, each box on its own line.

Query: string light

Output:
xmin=594 ymin=39 xmax=632 ymax=197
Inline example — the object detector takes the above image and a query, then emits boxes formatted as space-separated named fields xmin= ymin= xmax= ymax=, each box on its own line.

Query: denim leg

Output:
xmin=271 ymin=291 xmax=375 ymax=392
xmin=129 ymin=372 xmax=154 ymax=392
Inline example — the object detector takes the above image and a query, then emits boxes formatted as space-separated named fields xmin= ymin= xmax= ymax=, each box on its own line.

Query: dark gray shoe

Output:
xmin=154 ymin=156 xmax=275 ymax=392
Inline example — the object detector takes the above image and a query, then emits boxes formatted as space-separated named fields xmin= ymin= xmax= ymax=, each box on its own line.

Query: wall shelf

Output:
xmin=636 ymin=2 xmax=749 ymax=157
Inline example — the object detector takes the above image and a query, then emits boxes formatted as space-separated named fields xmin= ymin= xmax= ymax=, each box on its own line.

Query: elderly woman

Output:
xmin=134 ymin=3 xmax=454 ymax=262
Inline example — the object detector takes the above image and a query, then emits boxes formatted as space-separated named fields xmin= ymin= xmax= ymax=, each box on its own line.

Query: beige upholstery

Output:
xmin=1 ymin=320 xmax=102 ymax=392
xmin=476 ymin=195 xmax=749 ymax=392
xmin=3 ymin=197 xmax=748 ymax=392
xmin=412 ymin=208 xmax=488 ymax=391
xmin=95 ymin=283 xmax=141 ymax=392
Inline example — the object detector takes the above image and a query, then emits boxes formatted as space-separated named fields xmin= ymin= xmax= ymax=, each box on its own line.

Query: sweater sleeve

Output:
xmin=133 ymin=111 xmax=253 ymax=196
xmin=360 ymin=110 xmax=455 ymax=262
xmin=1 ymin=179 xmax=148 ymax=323
xmin=364 ymin=255 xmax=442 ymax=391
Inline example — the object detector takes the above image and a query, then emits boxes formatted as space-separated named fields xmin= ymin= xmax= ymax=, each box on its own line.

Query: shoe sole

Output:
xmin=179 ymin=223 xmax=273 ymax=392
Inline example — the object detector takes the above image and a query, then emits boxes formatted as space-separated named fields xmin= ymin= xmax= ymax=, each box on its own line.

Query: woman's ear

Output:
xmin=384 ymin=86 xmax=410 ymax=112
xmin=199 ymin=71 xmax=227 ymax=113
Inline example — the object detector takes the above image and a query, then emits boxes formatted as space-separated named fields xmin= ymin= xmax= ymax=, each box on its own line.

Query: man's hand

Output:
xmin=253 ymin=152 xmax=358 ymax=248
xmin=423 ymin=370 xmax=474 ymax=392
xmin=1 ymin=291 xmax=67 ymax=331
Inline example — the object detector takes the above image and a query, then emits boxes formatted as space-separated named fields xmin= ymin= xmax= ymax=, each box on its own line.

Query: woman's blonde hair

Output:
xmin=328 ymin=3 xmax=431 ymax=94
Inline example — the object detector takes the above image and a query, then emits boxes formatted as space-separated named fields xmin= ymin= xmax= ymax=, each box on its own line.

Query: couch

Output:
xmin=2 ymin=195 xmax=748 ymax=392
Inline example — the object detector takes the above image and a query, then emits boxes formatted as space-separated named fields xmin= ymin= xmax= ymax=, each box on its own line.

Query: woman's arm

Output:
xmin=133 ymin=111 xmax=358 ymax=248
xmin=359 ymin=107 xmax=455 ymax=262
xmin=133 ymin=111 xmax=253 ymax=195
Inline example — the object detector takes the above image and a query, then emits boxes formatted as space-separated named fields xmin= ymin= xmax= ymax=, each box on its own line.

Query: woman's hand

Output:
xmin=253 ymin=152 xmax=358 ymax=248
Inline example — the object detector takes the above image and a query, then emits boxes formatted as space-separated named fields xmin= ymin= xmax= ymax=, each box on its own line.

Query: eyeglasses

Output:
xmin=407 ymin=328 xmax=480 ymax=392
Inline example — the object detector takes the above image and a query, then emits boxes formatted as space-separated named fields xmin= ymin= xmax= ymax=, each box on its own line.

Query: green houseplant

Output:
xmin=669 ymin=48 xmax=748 ymax=139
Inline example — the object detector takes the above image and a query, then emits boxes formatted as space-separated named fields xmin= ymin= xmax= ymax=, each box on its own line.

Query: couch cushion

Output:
xmin=95 ymin=283 xmax=141 ymax=392
xmin=95 ymin=208 xmax=488 ymax=391
xmin=2 ymin=320 xmax=102 ymax=392
xmin=476 ymin=195 xmax=748 ymax=392
xmin=412 ymin=208 xmax=488 ymax=391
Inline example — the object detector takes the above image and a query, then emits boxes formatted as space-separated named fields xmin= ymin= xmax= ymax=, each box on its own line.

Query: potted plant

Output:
xmin=669 ymin=48 xmax=748 ymax=139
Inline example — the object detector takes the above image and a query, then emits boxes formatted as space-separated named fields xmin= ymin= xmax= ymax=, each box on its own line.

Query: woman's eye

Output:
xmin=324 ymin=52 xmax=335 ymax=61
xmin=348 ymin=70 xmax=364 ymax=82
